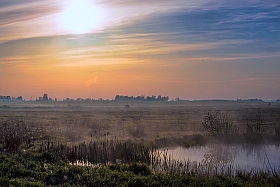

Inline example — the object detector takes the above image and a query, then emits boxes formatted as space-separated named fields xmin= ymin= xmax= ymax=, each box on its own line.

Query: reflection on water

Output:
xmin=159 ymin=144 xmax=280 ymax=172
xmin=202 ymin=145 xmax=238 ymax=166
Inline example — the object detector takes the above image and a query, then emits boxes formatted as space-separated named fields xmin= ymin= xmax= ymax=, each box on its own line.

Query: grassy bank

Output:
xmin=1 ymin=152 xmax=280 ymax=187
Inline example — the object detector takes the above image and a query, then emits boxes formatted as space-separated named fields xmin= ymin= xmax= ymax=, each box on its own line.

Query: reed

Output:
xmin=39 ymin=138 xmax=151 ymax=165
xmin=39 ymin=139 xmax=280 ymax=178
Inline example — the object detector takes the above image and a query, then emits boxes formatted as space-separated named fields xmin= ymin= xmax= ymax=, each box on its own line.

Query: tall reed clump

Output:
xmin=0 ymin=117 xmax=39 ymax=152
xmin=39 ymin=138 xmax=151 ymax=165
xmin=150 ymin=149 xmax=235 ymax=176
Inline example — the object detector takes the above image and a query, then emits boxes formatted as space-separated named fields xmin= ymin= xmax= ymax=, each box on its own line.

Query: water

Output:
xmin=159 ymin=144 xmax=280 ymax=173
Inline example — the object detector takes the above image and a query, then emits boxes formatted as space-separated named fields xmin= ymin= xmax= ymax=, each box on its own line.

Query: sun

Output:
xmin=60 ymin=0 xmax=102 ymax=34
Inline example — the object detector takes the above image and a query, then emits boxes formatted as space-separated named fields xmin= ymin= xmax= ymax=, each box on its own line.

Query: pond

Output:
xmin=158 ymin=144 xmax=280 ymax=174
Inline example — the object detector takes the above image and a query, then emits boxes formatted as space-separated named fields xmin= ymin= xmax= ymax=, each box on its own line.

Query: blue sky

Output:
xmin=0 ymin=0 xmax=279 ymax=100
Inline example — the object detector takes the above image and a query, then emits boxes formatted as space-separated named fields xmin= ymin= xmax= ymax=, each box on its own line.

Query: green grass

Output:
xmin=1 ymin=152 xmax=280 ymax=187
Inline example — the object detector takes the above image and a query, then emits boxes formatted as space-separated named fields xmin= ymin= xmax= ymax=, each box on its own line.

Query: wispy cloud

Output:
xmin=0 ymin=0 xmax=279 ymax=99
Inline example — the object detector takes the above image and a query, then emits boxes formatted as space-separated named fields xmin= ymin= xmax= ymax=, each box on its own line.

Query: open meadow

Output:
xmin=1 ymin=100 xmax=280 ymax=186
xmin=1 ymin=100 xmax=280 ymax=145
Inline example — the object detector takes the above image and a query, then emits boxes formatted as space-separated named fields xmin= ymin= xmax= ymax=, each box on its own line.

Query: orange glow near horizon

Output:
xmin=0 ymin=1 xmax=279 ymax=100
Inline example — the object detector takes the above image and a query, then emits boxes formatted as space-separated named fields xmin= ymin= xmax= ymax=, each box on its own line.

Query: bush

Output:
xmin=128 ymin=123 xmax=146 ymax=138
xmin=128 ymin=176 xmax=146 ymax=187
xmin=244 ymin=115 xmax=266 ymax=142
xmin=202 ymin=112 xmax=239 ymax=136
xmin=274 ymin=126 xmax=280 ymax=141
xmin=129 ymin=163 xmax=152 ymax=176
xmin=245 ymin=115 xmax=266 ymax=135
xmin=0 ymin=177 xmax=9 ymax=186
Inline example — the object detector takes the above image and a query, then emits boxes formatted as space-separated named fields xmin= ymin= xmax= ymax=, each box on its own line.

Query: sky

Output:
xmin=0 ymin=0 xmax=279 ymax=100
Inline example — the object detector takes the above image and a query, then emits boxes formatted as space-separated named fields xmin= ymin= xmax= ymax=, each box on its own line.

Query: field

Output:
xmin=1 ymin=100 xmax=280 ymax=144
xmin=1 ymin=100 xmax=280 ymax=186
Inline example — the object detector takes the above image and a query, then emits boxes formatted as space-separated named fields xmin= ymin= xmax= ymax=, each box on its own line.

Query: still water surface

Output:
xmin=159 ymin=144 xmax=280 ymax=172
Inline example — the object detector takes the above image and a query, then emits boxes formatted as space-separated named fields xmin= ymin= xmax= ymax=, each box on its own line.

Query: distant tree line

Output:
xmin=0 ymin=95 xmax=22 ymax=100
xmin=236 ymin=98 xmax=263 ymax=102
xmin=36 ymin=93 xmax=52 ymax=101
xmin=115 ymin=95 xmax=169 ymax=101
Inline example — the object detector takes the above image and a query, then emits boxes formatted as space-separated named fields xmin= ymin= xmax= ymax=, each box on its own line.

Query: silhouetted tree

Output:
xmin=115 ymin=95 xmax=169 ymax=101
xmin=16 ymin=96 xmax=23 ymax=100
xmin=42 ymin=93 xmax=49 ymax=101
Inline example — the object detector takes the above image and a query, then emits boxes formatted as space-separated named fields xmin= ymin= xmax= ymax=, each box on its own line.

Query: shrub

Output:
xmin=244 ymin=115 xmax=266 ymax=142
xmin=128 ymin=123 xmax=146 ymax=138
xmin=129 ymin=163 xmax=152 ymax=176
xmin=274 ymin=126 xmax=280 ymax=141
xmin=128 ymin=176 xmax=146 ymax=187
xmin=0 ymin=177 xmax=9 ymax=186
xmin=245 ymin=115 xmax=266 ymax=135
xmin=202 ymin=112 xmax=239 ymax=136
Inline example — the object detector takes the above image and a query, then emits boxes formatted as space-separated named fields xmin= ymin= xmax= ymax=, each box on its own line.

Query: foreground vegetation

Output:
xmin=1 ymin=152 xmax=280 ymax=187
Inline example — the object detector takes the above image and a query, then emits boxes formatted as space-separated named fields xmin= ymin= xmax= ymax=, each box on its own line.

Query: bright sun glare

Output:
xmin=60 ymin=0 xmax=102 ymax=34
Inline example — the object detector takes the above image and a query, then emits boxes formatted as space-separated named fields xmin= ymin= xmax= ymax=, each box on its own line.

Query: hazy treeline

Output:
xmin=115 ymin=95 xmax=169 ymax=101
xmin=0 ymin=95 xmax=22 ymax=100
xmin=3 ymin=92 xmax=280 ymax=102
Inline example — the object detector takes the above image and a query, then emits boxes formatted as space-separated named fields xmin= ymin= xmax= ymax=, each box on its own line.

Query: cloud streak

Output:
xmin=0 ymin=0 xmax=279 ymax=99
